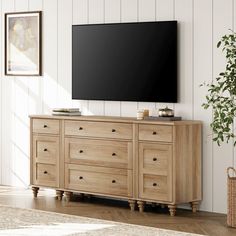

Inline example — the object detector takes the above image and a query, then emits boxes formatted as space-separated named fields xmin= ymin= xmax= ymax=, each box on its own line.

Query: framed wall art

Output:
xmin=5 ymin=11 xmax=42 ymax=76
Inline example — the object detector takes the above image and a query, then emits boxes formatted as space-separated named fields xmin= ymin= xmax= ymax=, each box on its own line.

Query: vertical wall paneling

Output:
xmin=12 ymin=0 xmax=30 ymax=187
xmin=1 ymin=0 xmax=15 ymax=185
xmin=193 ymin=0 xmax=213 ymax=212
xmin=73 ymin=0 xmax=88 ymax=24
xmin=155 ymin=0 xmax=174 ymax=111
xmin=87 ymin=0 xmax=105 ymax=115
xmin=120 ymin=0 xmax=137 ymax=23
xmin=29 ymin=0 xmax=42 ymax=10
xmin=15 ymin=0 xmax=28 ymax=11
xmin=58 ymin=0 xmax=73 ymax=108
xmin=0 ymin=0 xmax=236 ymax=214
xmin=28 ymin=0 xmax=43 ymax=115
xmin=174 ymin=0 xmax=193 ymax=120
xmin=233 ymin=0 xmax=236 ymax=169
xmin=28 ymin=0 xmax=43 ymax=189
xmin=120 ymin=0 xmax=138 ymax=117
xmin=138 ymin=0 xmax=156 ymax=114
xmin=233 ymin=0 xmax=236 ymax=170
xmin=156 ymin=0 xmax=174 ymax=20
xmin=0 ymin=0 xmax=2 ymax=184
xmin=138 ymin=0 xmax=155 ymax=21
xmin=88 ymin=0 xmax=104 ymax=23
xmin=104 ymin=0 xmax=121 ymax=116
xmin=212 ymin=0 xmax=233 ymax=214
xmin=43 ymin=0 xmax=58 ymax=113
xmin=105 ymin=0 xmax=120 ymax=23
xmin=72 ymin=0 xmax=90 ymax=115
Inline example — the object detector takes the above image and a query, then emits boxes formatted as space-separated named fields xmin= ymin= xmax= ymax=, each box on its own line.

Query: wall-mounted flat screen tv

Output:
xmin=72 ymin=21 xmax=177 ymax=102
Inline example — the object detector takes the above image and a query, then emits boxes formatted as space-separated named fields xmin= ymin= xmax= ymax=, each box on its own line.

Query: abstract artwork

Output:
xmin=5 ymin=11 xmax=42 ymax=76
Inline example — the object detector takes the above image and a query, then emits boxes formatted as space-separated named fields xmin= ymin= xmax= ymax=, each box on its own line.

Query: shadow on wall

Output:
xmin=2 ymin=72 xmax=94 ymax=187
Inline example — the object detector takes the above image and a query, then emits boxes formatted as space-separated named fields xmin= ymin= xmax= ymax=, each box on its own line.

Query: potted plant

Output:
xmin=202 ymin=30 xmax=236 ymax=227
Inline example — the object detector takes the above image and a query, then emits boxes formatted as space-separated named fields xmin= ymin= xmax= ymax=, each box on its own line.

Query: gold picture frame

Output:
xmin=5 ymin=11 xmax=42 ymax=76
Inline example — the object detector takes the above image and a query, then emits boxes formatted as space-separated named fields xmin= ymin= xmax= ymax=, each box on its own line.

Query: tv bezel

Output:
xmin=72 ymin=21 xmax=178 ymax=103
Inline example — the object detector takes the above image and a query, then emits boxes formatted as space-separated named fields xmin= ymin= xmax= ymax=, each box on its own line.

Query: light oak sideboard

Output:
xmin=30 ymin=115 xmax=202 ymax=216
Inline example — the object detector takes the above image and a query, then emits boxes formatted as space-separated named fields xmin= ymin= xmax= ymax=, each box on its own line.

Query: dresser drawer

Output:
xmin=139 ymin=124 xmax=172 ymax=142
xmin=33 ymin=119 xmax=60 ymax=135
xmin=65 ymin=164 xmax=132 ymax=197
xmin=33 ymin=136 xmax=59 ymax=164
xmin=139 ymin=143 xmax=172 ymax=175
xmin=65 ymin=138 xmax=132 ymax=169
xmin=65 ymin=121 xmax=132 ymax=139
xmin=33 ymin=163 xmax=58 ymax=187
xmin=139 ymin=174 xmax=172 ymax=202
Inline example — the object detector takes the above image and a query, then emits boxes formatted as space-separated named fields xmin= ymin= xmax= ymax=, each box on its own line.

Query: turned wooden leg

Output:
xmin=190 ymin=201 xmax=199 ymax=213
xmin=168 ymin=205 xmax=176 ymax=216
xmin=64 ymin=191 xmax=72 ymax=202
xmin=137 ymin=201 xmax=145 ymax=212
xmin=32 ymin=187 xmax=39 ymax=198
xmin=128 ymin=200 xmax=136 ymax=211
xmin=56 ymin=190 xmax=64 ymax=201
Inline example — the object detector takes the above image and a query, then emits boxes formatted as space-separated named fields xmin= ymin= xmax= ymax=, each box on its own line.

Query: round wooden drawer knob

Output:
xmin=43 ymin=124 xmax=47 ymax=128
xmin=44 ymin=148 xmax=48 ymax=152
xmin=152 ymin=131 xmax=157 ymax=135
xmin=44 ymin=171 xmax=48 ymax=174
xmin=112 ymin=180 xmax=116 ymax=183
xmin=153 ymin=183 xmax=157 ymax=187
xmin=79 ymin=176 xmax=83 ymax=179
xmin=112 ymin=153 xmax=116 ymax=156
xmin=112 ymin=129 xmax=116 ymax=132
xmin=79 ymin=150 xmax=83 ymax=153
xmin=153 ymin=157 xmax=157 ymax=161
xmin=79 ymin=127 xmax=83 ymax=130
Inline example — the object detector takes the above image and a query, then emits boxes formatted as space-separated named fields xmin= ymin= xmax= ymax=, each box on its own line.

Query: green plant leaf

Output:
xmin=201 ymin=29 xmax=236 ymax=146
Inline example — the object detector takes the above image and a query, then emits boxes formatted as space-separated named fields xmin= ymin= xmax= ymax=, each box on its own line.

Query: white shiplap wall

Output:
xmin=0 ymin=0 xmax=235 ymax=214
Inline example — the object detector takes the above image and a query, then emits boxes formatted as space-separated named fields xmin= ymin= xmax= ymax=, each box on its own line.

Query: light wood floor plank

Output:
xmin=0 ymin=186 xmax=235 ymax=236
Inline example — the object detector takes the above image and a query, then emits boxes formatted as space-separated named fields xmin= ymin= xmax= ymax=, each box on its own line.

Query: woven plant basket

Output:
xmin=227 ymin=167 xmax=236 ymax=227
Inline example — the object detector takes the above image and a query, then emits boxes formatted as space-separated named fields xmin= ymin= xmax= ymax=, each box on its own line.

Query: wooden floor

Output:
xmin=0 ymin=186 xmax=235 ymax=236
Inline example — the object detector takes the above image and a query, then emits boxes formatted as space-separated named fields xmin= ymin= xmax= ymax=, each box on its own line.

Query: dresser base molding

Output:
xmin=30 ymin=115 xmax=202 ymax=216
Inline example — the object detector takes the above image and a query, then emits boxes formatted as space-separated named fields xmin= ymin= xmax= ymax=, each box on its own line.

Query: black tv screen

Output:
xmin=72 ymin=21 xmax=177 ymax=102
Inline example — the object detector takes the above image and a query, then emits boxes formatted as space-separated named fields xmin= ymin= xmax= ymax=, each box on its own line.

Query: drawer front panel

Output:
xmin=65 ymin=138 xmax=132 ymax=169
xmin=65 ymin=121 xmax=132 ymax=139
xmin=139 ymin=174 xmax=171 ymax=202
xmin=33 ymin=119 xmax=60 ymax=135
xmin=139 ymin=143 xmax=172 ymax=175
xmin=65 ymin=164 xmax=132 ymax=197
xmin=33 ymin=163 xmax=58 ymax=187
xmin=139 ymin=125 xmax=173 ymax=142
xmin=33 ymin=136 xmax=59 ymax=164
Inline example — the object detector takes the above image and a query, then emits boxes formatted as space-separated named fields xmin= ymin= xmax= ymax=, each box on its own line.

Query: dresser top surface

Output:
xmin=29 ymin=115 xmax=201 ymax=126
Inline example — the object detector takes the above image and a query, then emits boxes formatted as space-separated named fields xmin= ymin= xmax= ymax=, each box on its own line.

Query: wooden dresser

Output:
xmin=30 ymin=115 xmax=202 ymax=216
